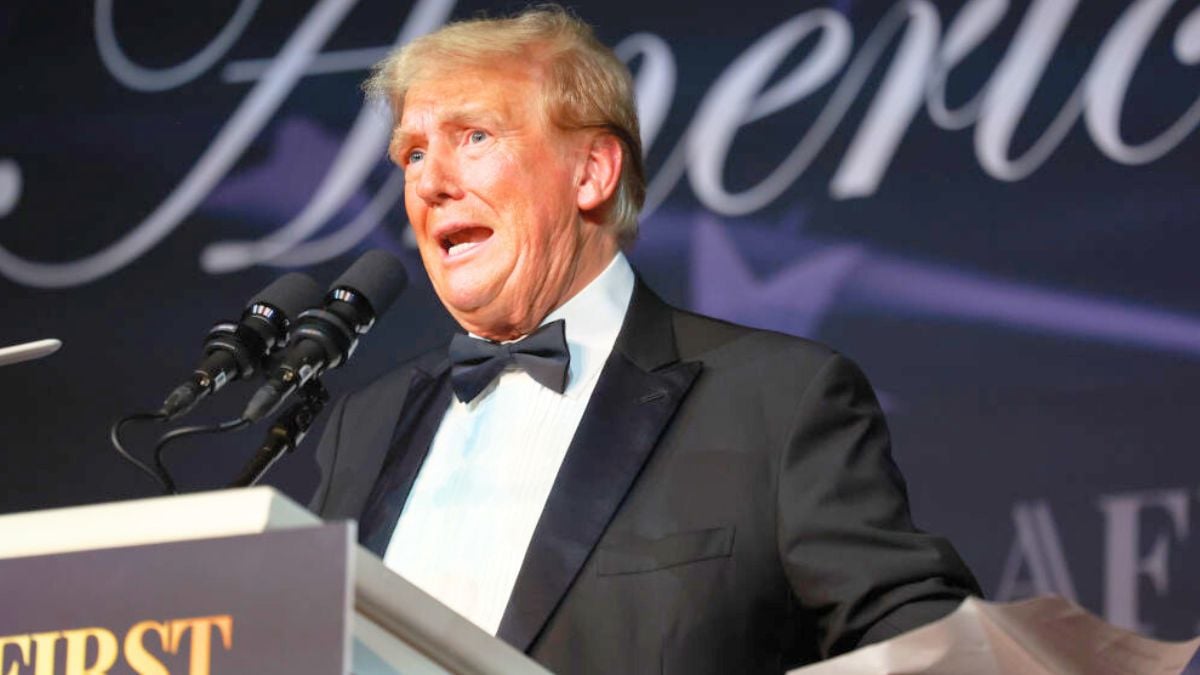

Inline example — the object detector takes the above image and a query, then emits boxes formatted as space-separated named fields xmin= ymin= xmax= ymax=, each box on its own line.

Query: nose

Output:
xmin=413 ymin=145 xmax=464 ymax=205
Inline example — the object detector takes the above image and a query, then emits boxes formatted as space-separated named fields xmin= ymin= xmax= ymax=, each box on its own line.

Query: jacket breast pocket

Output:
xmin=595 ymin=526 xmax=735 ymax=576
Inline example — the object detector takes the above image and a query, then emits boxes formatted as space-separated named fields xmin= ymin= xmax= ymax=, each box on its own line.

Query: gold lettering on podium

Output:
xmin=0 ymin=615 xmax=233 ymax=675
xmin=61 ymin=628 xmax=118 ymax=675
xmin=124 ymin=621 xmax=169 ymax=675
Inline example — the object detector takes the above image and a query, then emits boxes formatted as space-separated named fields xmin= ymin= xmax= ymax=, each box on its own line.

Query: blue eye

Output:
xmin=469 ymin=130 xmax=487 ymax=144
xmin=407 ymin=149 xmax=424 ymax=164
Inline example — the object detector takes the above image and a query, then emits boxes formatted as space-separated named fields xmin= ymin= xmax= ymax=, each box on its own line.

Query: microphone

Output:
xmin=0 ymin=339 xmax=62 ymax=367
xmin=160 ymin=272 xmax=325 ymax=420
xmin=242 ymin=250 xmax=407 ymax=422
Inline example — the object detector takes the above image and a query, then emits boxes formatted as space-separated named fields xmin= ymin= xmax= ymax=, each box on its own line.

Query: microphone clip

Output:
xmin=229 ymin=380 xmax=331 ymax=488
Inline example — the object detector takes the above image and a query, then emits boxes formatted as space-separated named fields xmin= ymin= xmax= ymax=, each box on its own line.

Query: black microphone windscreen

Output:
xmin=332 ymin=250 xmax=408 ymax=317
xmin=251 ymin=272 xmax=325 ymax=319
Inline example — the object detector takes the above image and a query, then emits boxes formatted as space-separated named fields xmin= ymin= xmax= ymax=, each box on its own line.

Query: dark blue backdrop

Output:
xmin=2 ymin=0 xmax=1198 ymax=649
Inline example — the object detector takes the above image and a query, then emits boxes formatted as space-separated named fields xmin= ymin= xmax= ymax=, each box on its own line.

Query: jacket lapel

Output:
xmin=358 ymin=361 xmax=453 ymax=556
xmin=496 ymin=282 xmax=702 ymax=651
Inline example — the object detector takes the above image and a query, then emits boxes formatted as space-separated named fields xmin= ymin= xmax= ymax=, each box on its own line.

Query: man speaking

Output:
xmin=309 ymin=6 xmax=979 ymax=672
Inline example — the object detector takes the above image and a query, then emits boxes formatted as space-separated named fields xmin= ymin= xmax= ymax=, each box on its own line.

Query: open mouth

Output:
xmin=439 ymin=226 xmax=493 ymax=258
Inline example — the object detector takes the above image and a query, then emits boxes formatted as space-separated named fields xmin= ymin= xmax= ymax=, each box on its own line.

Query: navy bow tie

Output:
xmin=448 ymin=319 xmax=570 ymax=403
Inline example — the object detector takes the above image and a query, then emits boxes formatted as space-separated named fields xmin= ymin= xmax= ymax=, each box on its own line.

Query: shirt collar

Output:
xmin=464 ymin=253 xmax=634 ymax=400
xmin=539 ymin=252 xmax=634 ymax=398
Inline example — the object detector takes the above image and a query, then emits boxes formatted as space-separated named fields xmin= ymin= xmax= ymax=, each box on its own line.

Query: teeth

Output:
xmin=447 ymin=241 xmax=480 ymax=257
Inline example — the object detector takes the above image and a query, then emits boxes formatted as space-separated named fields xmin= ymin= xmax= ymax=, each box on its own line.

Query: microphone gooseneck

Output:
xmin=231 ymin=380 xmax=330 ymax=487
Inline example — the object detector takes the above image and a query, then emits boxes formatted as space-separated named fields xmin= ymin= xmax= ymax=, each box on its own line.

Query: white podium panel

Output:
xmin=0 ymin=488 xmax=550 ymax=675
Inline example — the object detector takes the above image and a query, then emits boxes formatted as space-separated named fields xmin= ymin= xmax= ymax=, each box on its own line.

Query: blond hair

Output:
xmin=364 ymin=5 xmax=644 ymax=244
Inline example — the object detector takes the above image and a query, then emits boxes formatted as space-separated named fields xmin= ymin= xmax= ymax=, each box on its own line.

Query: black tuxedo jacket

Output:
xmin=309 ymin=281 xmax=979 ymax=673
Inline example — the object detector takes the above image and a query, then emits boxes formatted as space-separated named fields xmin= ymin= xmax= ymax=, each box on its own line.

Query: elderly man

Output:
xmin=310 ymin=6 xmax=979 ymax=673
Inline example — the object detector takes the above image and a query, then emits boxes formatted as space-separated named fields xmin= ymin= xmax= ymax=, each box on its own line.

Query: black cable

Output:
xmin=153 ymin=417 xmax=251 ymax=495
xmin=110 ymin=412 xmax=171 ymax=493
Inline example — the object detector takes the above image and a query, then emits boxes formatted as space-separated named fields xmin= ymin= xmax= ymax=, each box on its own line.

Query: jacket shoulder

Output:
xmin=670 ymin=306 xmax=836 ymax=367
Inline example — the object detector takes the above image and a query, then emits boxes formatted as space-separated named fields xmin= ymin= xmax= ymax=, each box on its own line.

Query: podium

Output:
xmin=0 ymin=488 xmax=551 ymax=675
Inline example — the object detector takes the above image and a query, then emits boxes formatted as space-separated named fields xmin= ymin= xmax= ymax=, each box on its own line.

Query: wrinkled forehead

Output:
xmin=388 ymin=60 xmax=556 ymax=162
xmin=403 ymin=67 xmax=545 ymax=131
xmin=392 ymin=53 xmax=551 ymax=122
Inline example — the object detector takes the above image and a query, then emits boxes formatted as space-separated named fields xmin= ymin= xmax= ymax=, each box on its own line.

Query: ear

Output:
xmin=576 ymin=133 xmax=623 ymax=214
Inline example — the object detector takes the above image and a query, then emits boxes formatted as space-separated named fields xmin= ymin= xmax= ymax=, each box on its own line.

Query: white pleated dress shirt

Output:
xmin=383 ymin=253 xmax=635 ymax=635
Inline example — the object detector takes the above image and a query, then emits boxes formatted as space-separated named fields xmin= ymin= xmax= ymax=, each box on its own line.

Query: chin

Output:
xmin=438 ymin=288 xmax=498 ymax=323
xmin=449 ymin=299 xmax=525 ymax=337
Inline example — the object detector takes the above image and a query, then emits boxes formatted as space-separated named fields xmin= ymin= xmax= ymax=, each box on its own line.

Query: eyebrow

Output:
xmin=448 ymin=104 xmax=506 ymax=129
xmin=392 ymin=105 xmax=509 ymax=155
xmin=390 ymin=130 xmax=417 ymax=162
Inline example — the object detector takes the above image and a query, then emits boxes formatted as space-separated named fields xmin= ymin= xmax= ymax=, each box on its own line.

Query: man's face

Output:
xmin=392 ymin=60 xmax=619 ymax=341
